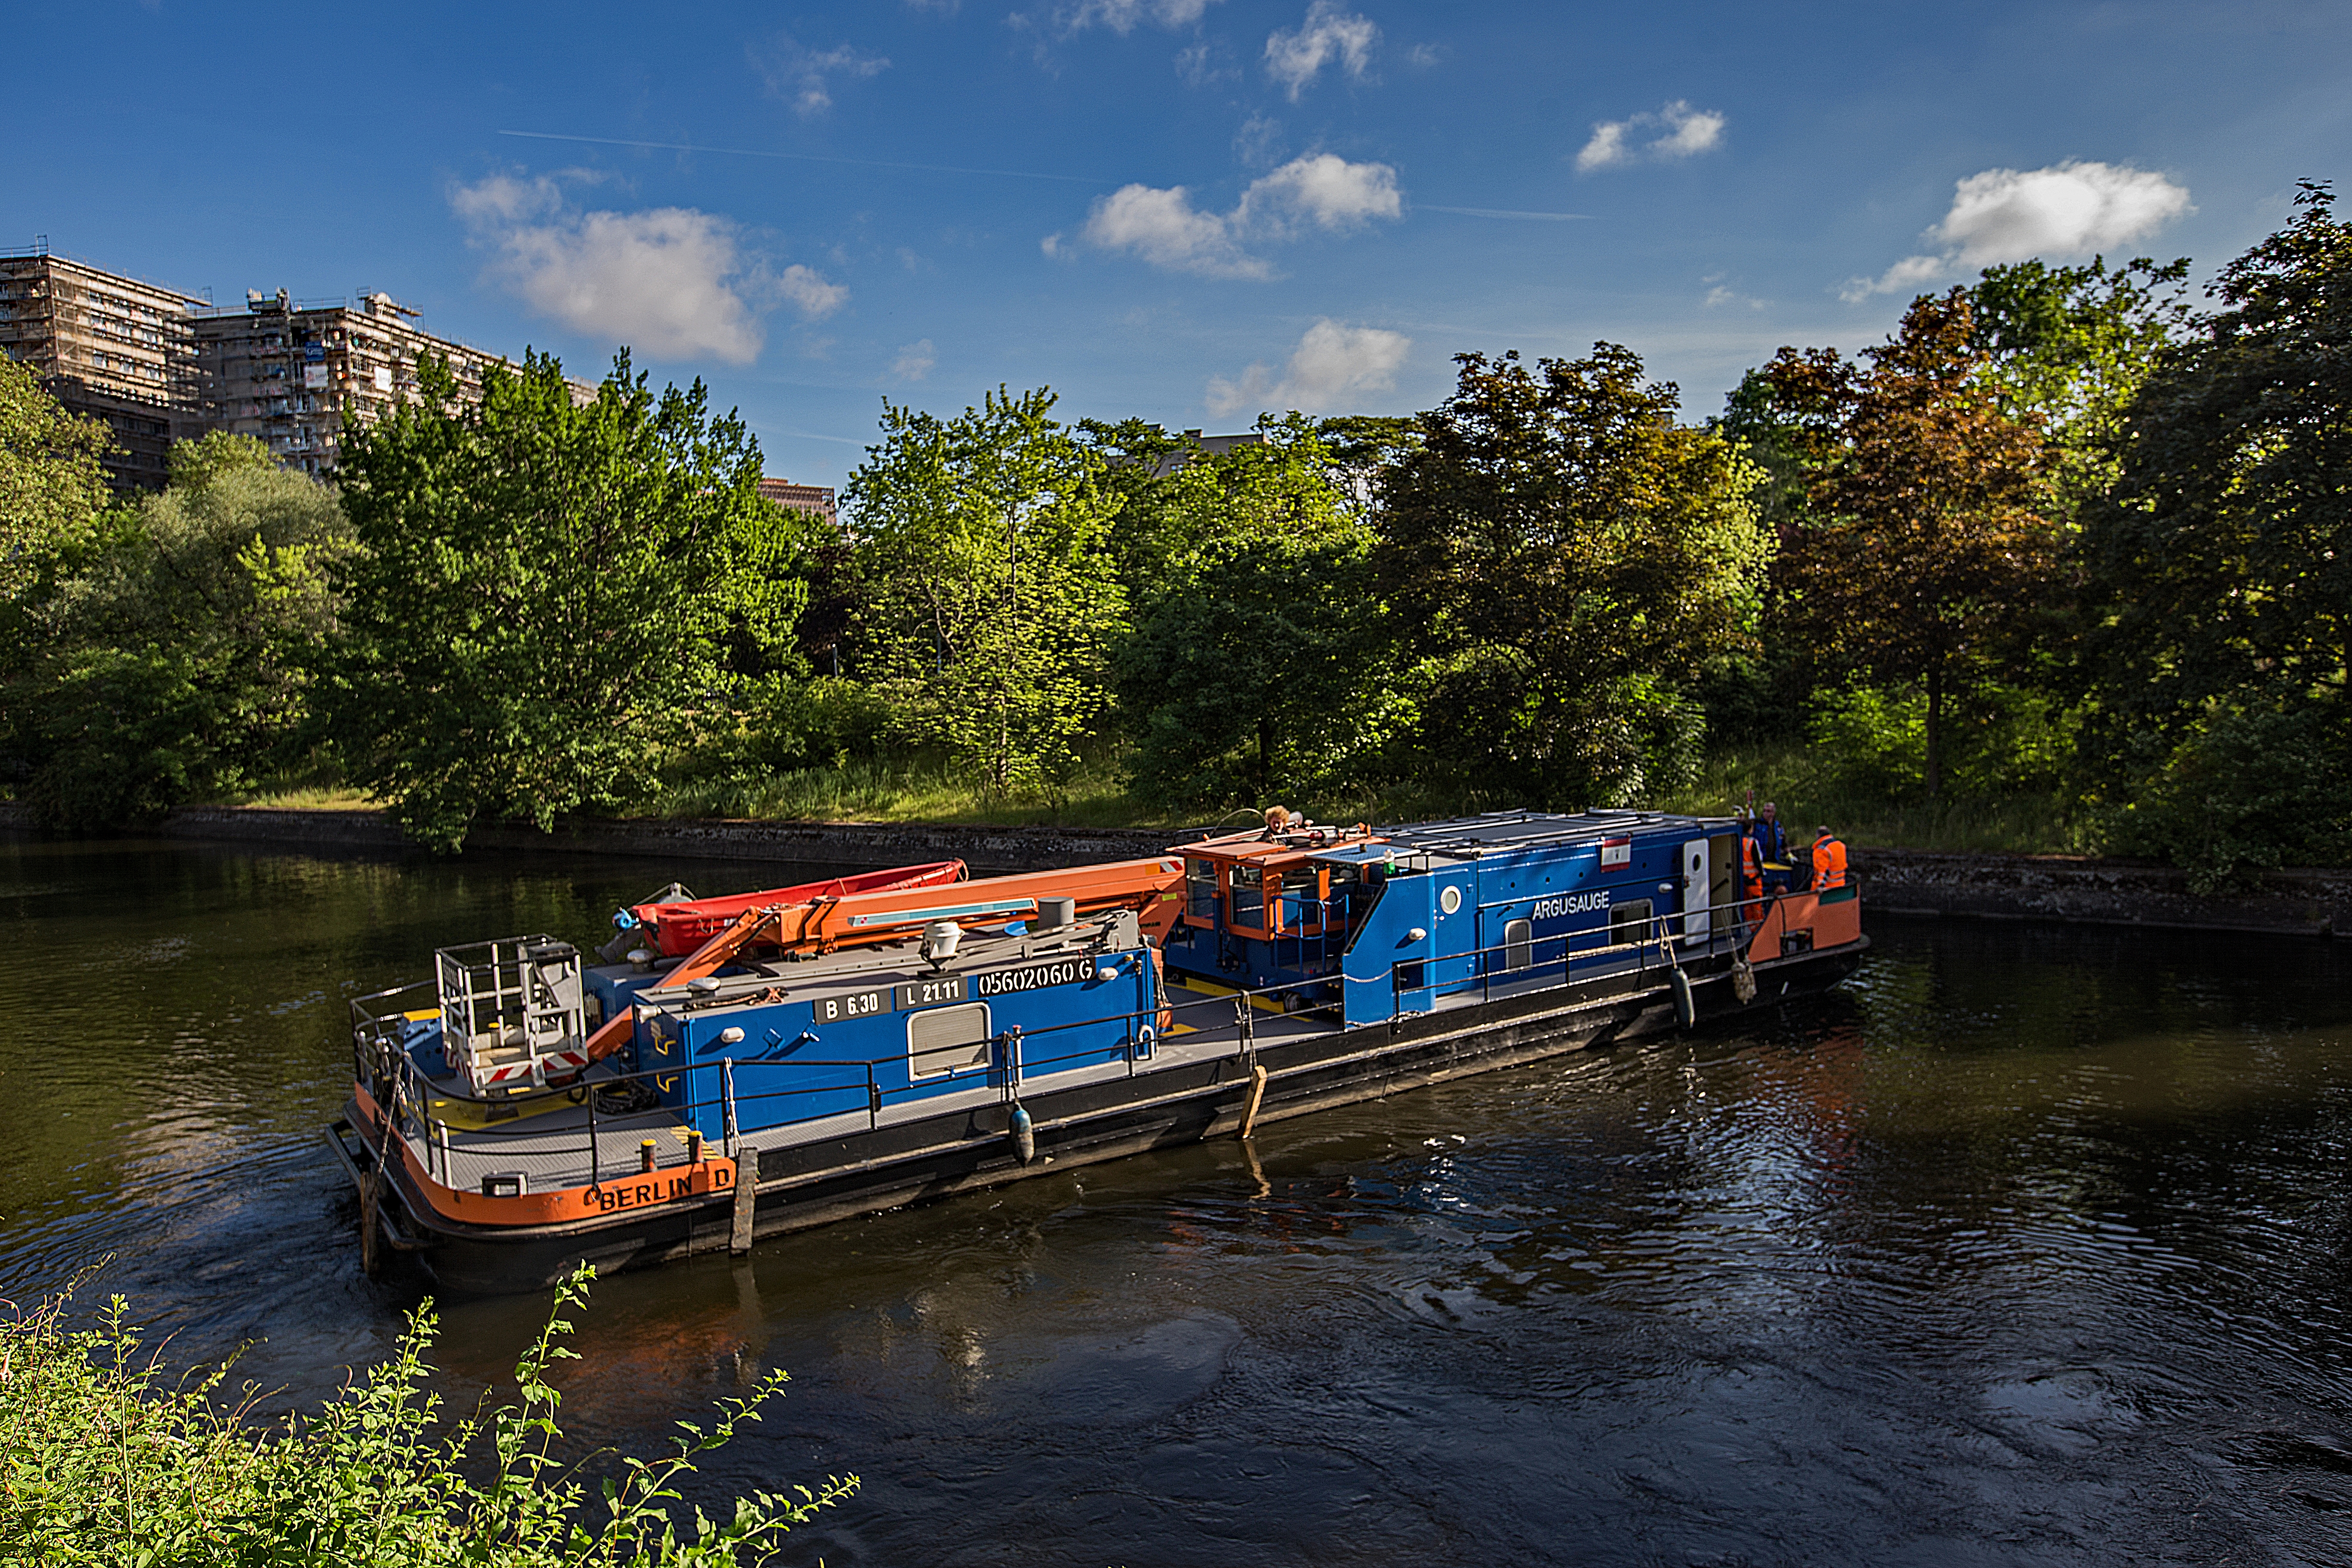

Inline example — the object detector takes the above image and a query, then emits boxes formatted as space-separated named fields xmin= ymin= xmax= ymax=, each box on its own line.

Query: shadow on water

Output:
xmin=6 ymin=841 xmax=2352 ymax=1565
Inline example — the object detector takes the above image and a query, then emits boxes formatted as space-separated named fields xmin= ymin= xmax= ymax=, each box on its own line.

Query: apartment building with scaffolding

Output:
xmin=189 ymin=289 xmax=512 ymax=475
xmin=0 ymin=243 xmax=208 ymax=491
xmin=756 ymin=476 xmax=839 ymax=524
xmin=5 ymin=240 xmax=599 ymax=486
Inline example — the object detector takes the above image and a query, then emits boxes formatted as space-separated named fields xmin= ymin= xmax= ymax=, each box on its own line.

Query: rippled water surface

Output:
xmin=6 ymin=836 xmax=2352 ymax=1565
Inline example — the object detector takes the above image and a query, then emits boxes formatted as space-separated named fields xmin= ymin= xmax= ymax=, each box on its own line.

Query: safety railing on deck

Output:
xmin=346 ymin=882 xmax=1834 ymax=1193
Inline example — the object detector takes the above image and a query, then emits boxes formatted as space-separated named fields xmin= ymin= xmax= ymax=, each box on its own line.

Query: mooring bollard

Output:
xmin=639 ymin=1138 xmax=658 ymax=1174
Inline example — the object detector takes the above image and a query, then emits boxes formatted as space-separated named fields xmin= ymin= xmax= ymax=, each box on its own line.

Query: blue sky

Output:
xmin=12 ymin=1 xmax=2349 ymax=488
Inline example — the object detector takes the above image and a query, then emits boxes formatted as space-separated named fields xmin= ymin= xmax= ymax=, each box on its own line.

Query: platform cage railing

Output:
xmin=434 ymin=935 xmax=586 ymax=1093
xmin=345 ymin=882 xmax=1844 ymax=1200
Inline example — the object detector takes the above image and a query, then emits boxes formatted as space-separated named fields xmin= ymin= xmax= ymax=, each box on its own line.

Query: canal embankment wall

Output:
xmin=2 ymin=803 xmax=2345 ymax=937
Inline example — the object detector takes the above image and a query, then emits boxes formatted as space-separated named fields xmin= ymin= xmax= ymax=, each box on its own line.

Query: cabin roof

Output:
xmin=1329 ymin=809 xmax=1733 ymax=864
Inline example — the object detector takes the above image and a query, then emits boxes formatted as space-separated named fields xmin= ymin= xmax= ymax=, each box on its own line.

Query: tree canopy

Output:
xmin=1109 ymin=417 xmax=1400 ymax=808
xmin=16 ymin=432 xmax=354 ymax=826
xmin=2076 ymin=181 xmax=2352 ymax=883
xmin=848 ymin=388 xmax=1125 ymax=797
xmin=1764 ymin=293 xmax=2059 ymax=796
xmin=331 ymin=351 xmax=798 ymax=851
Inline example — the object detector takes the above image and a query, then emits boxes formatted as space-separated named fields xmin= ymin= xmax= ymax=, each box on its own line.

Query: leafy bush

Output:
xmin=0 ymin=1265 xmax=855 ymax=1565
xmin=1807 ymin=680 xmax=2077 ymax=802
xmin=2096 ymin=697 xmax=2352 ymax=891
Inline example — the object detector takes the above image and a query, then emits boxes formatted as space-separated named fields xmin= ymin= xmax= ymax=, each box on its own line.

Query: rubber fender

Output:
xmin=1010 ymin=1103 xmax=1035 ymax=1164
xmin=1669 ymin=966 xmax=1696 ymax=1029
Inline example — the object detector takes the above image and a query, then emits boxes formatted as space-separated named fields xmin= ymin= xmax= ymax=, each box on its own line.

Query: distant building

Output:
xmin=758 ymin=476 xmax=838 ymax=524
xmin=190 ymin=289 xmax=530 ymax=478
xmin=4 ymin=239 xmax=601 ymax=488
xmin=1147 ymin=427 xmax=1264 ymax=478
xmin=0 ymin=243 xmax=208 ymax=491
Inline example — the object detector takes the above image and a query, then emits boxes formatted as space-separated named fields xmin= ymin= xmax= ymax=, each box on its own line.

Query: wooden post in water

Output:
xmin=1238 ymin=1063 xmax=1269 ymax=1140
xmin=730 ymin=1153 xmax=756 ymax=1256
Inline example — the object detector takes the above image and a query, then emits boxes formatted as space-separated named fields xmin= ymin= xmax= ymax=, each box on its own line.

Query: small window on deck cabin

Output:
xmin=1230 ymin=864 xmax=1266 ymax=928
xmin=1608 ymin=900 xmax=1654 ymax=947
xmin=1186 ymin=858 xmax=1219 ymax=920
xmin=1504 ymin=917 xmax=1533 ymax=971
xmin=909 ymin=1002 xmax=992 ymax=1078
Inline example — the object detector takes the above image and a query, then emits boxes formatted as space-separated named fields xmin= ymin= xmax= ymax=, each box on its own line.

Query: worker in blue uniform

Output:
xmin=1749 ymin=801 xmax=1792 ymax=896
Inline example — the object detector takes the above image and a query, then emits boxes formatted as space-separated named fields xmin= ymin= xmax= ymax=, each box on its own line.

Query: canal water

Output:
xmin=5 ymin=835 xmax=2352 ymax=1565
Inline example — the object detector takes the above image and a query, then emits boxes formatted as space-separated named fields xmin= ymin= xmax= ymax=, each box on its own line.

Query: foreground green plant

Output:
xmin=0 ymin=1265 xmax=855 ymax=1566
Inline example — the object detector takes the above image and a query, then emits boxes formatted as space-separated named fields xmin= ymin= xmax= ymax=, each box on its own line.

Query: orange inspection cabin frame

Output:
xmin=1177 ymin=824 xmax=1384 ymax=942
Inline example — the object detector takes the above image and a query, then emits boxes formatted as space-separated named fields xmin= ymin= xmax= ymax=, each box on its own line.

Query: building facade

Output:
xmin=757 ymin=476 xmax=839 ymax=525
xmin=4 ymin=242 xmax=597 ymax=487
xmin=0 ymin=245 xmax=207 ymax=491
xmin=190 ymin=289 xmax=513 ymax=476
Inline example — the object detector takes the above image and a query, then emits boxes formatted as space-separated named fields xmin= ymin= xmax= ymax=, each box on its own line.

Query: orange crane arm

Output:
xmin=655 ymin=857 xmax=1185 ymax=991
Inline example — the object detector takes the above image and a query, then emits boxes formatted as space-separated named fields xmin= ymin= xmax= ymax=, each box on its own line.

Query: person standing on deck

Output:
xmin=1739 ymin=827 xmax=1766 ymax=927
xmin=1749 ymin=802 xmax=1792 ymax=896
xmin=1811 ymin=826 xmax=1848 ymax=892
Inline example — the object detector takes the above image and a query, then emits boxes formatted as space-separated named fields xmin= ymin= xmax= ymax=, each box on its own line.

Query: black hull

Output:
xmin=335 ymin=939 xmax=1864 ymax=1295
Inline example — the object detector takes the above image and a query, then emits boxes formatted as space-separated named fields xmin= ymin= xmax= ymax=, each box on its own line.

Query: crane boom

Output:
xmin=653 ymin=857 xmax=1186 ymax=992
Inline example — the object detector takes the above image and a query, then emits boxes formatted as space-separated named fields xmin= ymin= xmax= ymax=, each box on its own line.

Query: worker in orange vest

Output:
xmin=1811 ymin=826 xmax=1847 ymax=892
xmin=1739 ymin=828 xmax=1765 ymax=925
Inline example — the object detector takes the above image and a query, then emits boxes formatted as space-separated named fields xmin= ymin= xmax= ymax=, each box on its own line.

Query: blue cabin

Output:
xmin=1161 ymin=810 xmax=1742 ymax=1028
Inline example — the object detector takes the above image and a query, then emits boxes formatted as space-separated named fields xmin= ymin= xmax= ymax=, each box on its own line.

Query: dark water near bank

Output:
xmin=6 ymin=836 xmax=2352 ymax=1565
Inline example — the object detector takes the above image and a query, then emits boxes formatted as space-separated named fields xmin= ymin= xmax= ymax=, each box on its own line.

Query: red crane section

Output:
xmin=652 ymin=857 xmax=1188 ymax=992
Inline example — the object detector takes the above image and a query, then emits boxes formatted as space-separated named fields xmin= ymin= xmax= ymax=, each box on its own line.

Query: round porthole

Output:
xmin=1439 ymin=886 xmax=1463 ymax=915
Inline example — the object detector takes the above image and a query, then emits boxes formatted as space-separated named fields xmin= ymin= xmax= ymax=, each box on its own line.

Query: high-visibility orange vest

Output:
xmin=1740 ymin=831 xmax=1763 ymax=894
xmin=1812 ymin=833 xmax=1847 ymax=891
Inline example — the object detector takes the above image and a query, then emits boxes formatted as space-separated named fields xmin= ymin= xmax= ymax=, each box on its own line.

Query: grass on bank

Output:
xmin=210 ymin=745 xmax=2093 ymax=855
xmin=0 ymin=1264 xmax=855 ymax=1567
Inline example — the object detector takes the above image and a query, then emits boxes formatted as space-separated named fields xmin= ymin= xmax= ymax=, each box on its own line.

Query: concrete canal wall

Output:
xmin=3 ymin=802 xmax=2345 ymax=936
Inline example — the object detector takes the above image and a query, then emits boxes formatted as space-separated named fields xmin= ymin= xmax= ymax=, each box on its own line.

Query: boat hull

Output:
xmin=334 ymin=937 xmax=1864 ymax=1295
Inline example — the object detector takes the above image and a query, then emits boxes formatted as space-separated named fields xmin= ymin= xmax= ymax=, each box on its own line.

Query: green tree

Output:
xmin=848 ymin=388 xmax=1125 ymax=796
xmin=1764 ymin=292 xmax=2058 ymax=796
xmin=0 ymin=357 xmax=116 ymax=795
xmin=21 ymin=433 xmax=353 ymax=826
xmin=0 ymin=353 xmax=114 ymax=608
xmin=1967 ymin=254 xmax=2192 ymax=510
xmin=1110 ymin=417 xmax=1403 ymax=809
xmin=331 ymin=351 xmax=799 ymax=851
xmin=2077 ymin=182 xmax=2352 ymax=884
xmin=1377 ymin=346 xmax=1772 ymax=807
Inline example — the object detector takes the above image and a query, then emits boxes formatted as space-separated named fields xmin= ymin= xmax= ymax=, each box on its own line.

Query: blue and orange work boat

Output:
xmin=328 ymin=811 xmax=1866 ymax=1293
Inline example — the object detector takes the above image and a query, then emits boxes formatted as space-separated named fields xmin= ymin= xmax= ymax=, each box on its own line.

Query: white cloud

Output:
xmin=1844 ymin=159 xmax=2193 ymax=300
xmin=778 ymin=265 xmax=849 ymax=319
xmin=1265 ymin=1 xmax=1378 ymax=101
xmin=1058 ymin=0 xmax=1220 ymax=32
xmin=1239 ymin=152 xmax=1401 ymax=233
xmin=1233 ymin=113 xmax=1284 ymax=168
xmin=1576 ymin=100 xmax=1726 ymax=172
xmin=1077 ymin=153 xmax=1400 ymax=277
xmin=1206 ymin=318 xmax=1409 ymax=416
xmin=891 ymin=339 xmax=937 ymax=380
xmin=750 ymin=32 xmax=889 ymax=117
xmin=1082 ymin=183 xmax=1270 ymax=278
xmin=452 ymin=173 xmax=843 ymax=364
